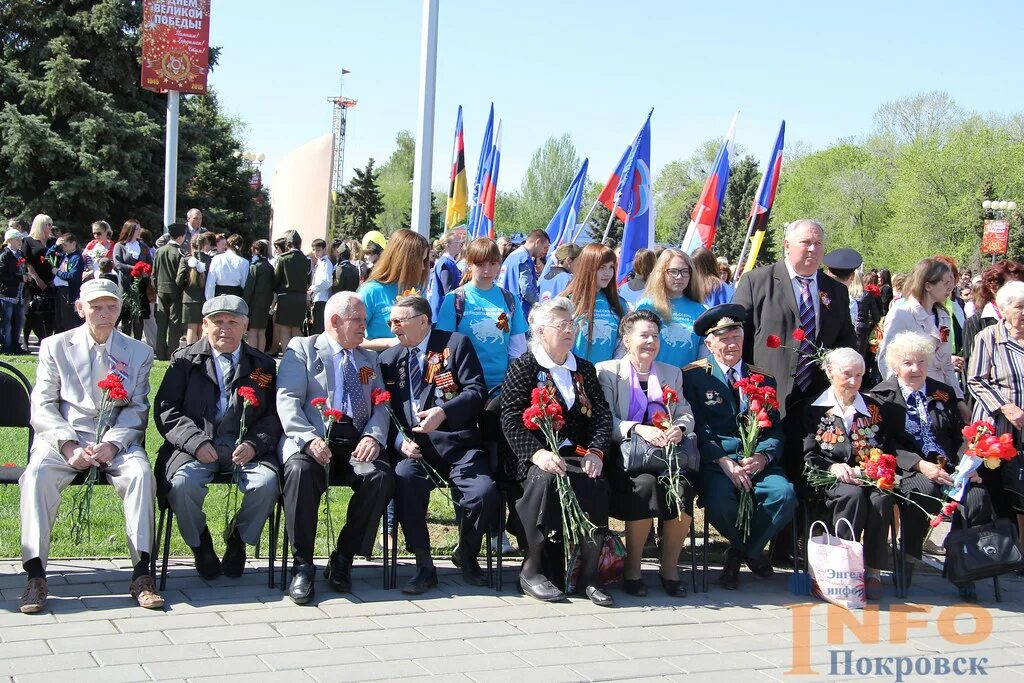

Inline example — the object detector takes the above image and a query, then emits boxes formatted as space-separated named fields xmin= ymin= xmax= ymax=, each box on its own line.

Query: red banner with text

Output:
xmin=140 ymin=0 xmax=212 ymax=94
xmin=982 ymin=219 xmax=1010 ymax=255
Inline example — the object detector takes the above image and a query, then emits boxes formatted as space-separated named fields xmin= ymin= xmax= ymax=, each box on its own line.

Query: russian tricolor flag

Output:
xmin=681 ymin=111 xmax=737 ymax=254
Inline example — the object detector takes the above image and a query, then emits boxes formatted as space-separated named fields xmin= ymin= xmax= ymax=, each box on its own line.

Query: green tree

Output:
xmin=517 ymin=134 xmax=581 ymax=233
xmin=376 ymin=130 xmax=415 ymax=234
xmin=335 ymin=158 xmax=383 ymax=240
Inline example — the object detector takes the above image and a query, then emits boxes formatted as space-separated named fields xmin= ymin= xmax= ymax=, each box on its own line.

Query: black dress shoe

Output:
xmin=519 ymin=574 xmax=565 ymax=602
xmin=402 ymin=566 xmax=439 ymax=595
xmin=191 ymin=527 xmax=221 ymax=580
xmin=659 ymin=573 xmax=686 ymax=597
xmin=957 ymin=582 xmax=978 ymax=603
xmin=745 ymin=553 xmax=774 ymax=579
xmin=222 ymin=529 xmax=246 ymax=578
xmin=459 ymin=555 xmax=488 ymax=587
xmin=585 ymin=585 xmax=614 ymax=607
xmin=622 ymin=578 xmax=647 ymax=596
xmin=289 ymin=563 xmax=316 ymax=605
xmin=324 ymin=551 xmax=353 ymax=592
xmin=718 ymin=548 xmax=741 ymax=590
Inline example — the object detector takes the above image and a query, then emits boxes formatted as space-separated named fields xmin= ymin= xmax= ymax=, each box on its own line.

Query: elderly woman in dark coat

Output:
xmin=501 ymin=296 xmax=614 ymax=606
xmin=803 ymin=347 xmax=918 ymax=601
xmin=870 ymin=331 xmax=993 ymax=602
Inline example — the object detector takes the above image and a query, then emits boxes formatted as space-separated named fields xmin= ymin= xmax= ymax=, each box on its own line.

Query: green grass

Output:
xmin=0 ymin=354 xmax=461 ymax=559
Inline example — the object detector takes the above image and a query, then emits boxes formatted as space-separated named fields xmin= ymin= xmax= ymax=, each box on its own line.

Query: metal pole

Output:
xmin=411 ymin=0 xmax=439 ymax=238
xmin=601 ymin=196 xmax=621 ymax=245
xmin=733 ymin=210 xmax=758 ymax=281
xmin=570 ymin=197 xmax=601 ymax=243
xmin=162 ymin=90 xmax=180 ymax=233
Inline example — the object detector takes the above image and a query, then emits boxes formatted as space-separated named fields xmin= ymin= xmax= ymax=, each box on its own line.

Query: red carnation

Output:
xmin=238 ymin=386 xmax=260 ymax=408
xmin=650 ymin=410 xmax=672 ymax=430
xmin=749 ymin=373 xmax=765 ymax=384
xmin=792 ymin=328 xmax=806 ymax=342
xmin=371 ymin=388 xmax=391 ymax=405
xmin=2 ymin=463 xmax=14 ymax=467
xmin=323 ymin=408 xmax=344 ymax=422
xmin=108 ymin=387 xmax=129 ymax=401
xmin=311 ymin=397 xmax=328 ymax=408
xmin=662 ymin=386 xmax=679 ymax=406
xmin=130 ymin=262 xmax=152 ymax=279
xmin=766 ymin=335 xmax=781 ymax=349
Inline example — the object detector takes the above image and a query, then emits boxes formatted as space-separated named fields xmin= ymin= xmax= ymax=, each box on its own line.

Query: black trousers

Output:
xmin=900 ymin=471 xmax=993 ymax=560
xmin=155 ymin=292 xmax=183 ymax=361
xmin=53 ymin=287 xmax=80 ymax=333
xmin=282 ymin=448 xmax=394 ymax=566
xmin=394 ymin=445 xmax=499 ymax=554
xmin=312 ymin=301 xmax=326 ymax=335
xmin=515 ymin=459 xmax=609 ymax=550
xmin=825 ymin=482 xmax=894 ymax=569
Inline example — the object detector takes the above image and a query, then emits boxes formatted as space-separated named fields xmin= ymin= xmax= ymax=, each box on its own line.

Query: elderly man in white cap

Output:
xmin=19 ymin=278 xmax=162 ymax=614
xmin=154 ymin=294 xmax=281 ymax=580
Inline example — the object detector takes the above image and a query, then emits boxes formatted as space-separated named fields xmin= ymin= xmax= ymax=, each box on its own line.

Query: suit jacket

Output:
xmin=153 ymin=242 xmax=184 ymax=296
xmin=868 ymin=376 xmax=963 ymax=468
xmin=276 ymin=333 xmax=388 ymax=462
xmin=876 ymin=297 xmax=962 ymax=399
xmin=682 ymin=358 xmax=783 ymax=466
xmin=802 ymin=391 xmax=918 ymax=473
xmin=595 ymin=358 xmax=694 ymax=442
xmin=154 ymin=339 xmax=281 ymax=491
xmin=31 ymin=326 xmax=152 ymax=455
xmin=332 ymin=260 xmax=361 ymax=294
xmin=378 ymin=330 xmax=487 ymax=461
xmin=499 ymin=351 xmax=612 ymax=482
xmin=732 ymin=260 xmax=858 ymax=417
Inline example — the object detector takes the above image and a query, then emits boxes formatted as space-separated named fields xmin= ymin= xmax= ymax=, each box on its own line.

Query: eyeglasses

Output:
xmin=545 ymin=321 xmax=578 ymax=333
xmin=387 ymin=313 xmax=425 ymax=328
xmin=666 ymin=268 xmax=690 ymax=278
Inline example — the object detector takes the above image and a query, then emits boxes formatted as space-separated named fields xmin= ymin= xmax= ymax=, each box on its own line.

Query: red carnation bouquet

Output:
xmin=523 ymin=386 xmax=596 ymax=577
xmin=864 ymin=284 xmax=882 ymax=298
xmin=371 ymin=388 xmax=449 ymax=498
xmin=765 ymin=329 xmax=829 ymax=368
xmin=935 ymin=421 xmax=1018 ymax=527
xmin=123 ymin=261 xmax=152 ymax=320
xmin=224 ymin=386 xmax=260 ymax=539
xmin=311 ymin=397 xmax=345 ymax=543
xmin=733 ymin=374 xmax=778 ymax=539
xmin=71 ymin=373 xmax=128 ymax=543
xmin=650 ymin=383 xmax=688 ymax=520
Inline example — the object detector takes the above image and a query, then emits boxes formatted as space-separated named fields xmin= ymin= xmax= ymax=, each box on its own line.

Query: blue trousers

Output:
xmin=0 ymin=299 xmax=25 ymax=352
xmin=700 ymin=462 xmax=797 ymax=559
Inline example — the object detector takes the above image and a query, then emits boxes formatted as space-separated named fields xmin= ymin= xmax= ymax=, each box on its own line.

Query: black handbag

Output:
xmin=621 ymin=401 xmax=700 ymax=475
xmin=943 ymin=517 xmax=1024 ymax=583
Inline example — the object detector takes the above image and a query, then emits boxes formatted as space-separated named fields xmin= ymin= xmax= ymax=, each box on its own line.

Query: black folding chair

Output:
xmin=0 ymin=360 xmax=33 ymax=486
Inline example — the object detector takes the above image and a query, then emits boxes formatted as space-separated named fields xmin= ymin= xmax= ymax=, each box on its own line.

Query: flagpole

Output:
xmin=601 ymin=197 xmax=621 ymax=245
xmin=411 ymin=0 xmax=439 ymax=238
xmin=571 ymin=197 xmax=601 ymax=243
xmin=733 ymin=210 xmax=759 ymax=280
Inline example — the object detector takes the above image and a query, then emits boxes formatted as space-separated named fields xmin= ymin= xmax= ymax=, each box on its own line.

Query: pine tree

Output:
xmin=336 ymin=159 xmax=384 ymax=240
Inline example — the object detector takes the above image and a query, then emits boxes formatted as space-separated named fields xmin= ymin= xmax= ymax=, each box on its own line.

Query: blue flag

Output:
xmin=468 ymin=103 xmax=494 ymax=238
xmin=614 ymin=109 xmax=654 ymax=283
xmin=546 ymin=159 xmax=589 ymax=251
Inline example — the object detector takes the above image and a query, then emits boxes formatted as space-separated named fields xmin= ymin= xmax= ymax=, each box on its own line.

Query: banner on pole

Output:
xmin=982 ymin=219 xmax=1010 ymax=255
xmin=141 ymin=0 xmax=212 ymax=94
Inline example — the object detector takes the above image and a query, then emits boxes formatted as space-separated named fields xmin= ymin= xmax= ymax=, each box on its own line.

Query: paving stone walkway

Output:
xmin=0 ymin=557 xmax=1022 ymax=682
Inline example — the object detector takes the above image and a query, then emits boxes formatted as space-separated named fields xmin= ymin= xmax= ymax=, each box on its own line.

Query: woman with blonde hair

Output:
xmin=561 ymin=243 xmax=625 ymax=363
xmin=22 ymin=213 xmax=56 ymax=346
xmin=358 ymin=228 xmax=430 ymax=351
xmin=636 ymin=249 xmax=706 ymax=367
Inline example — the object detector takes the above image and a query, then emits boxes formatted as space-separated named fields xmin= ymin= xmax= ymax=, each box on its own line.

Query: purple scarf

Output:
xmin=628 ymin=362 xmax=665 ymax=423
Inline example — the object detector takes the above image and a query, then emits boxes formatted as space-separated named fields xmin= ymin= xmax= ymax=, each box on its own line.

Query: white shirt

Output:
xmin=535 ymin=344 xmax=577 ymax=410
xmin=205 ymin=249 xmax=250 ymax=300
xmin=785 ymin=260 xmax=820 ymax=324
xmin=714 ymin=357 xmax=745 ymax=409
xmin=124 ymin=240 xmax=141 ymax=260
xmin=310 ymin=256 xmax=335 ymax=303
xmin=325 ymin=335 xmax=349 ymax=411
xmin=811 ymin=387 xmax=869 ymax=433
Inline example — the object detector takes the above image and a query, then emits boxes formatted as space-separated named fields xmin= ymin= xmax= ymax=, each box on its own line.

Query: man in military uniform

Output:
xmin=683 ymin=304 xmax=797 ymax=590
xmin=152 ymin=223 xmax=186 ymax=360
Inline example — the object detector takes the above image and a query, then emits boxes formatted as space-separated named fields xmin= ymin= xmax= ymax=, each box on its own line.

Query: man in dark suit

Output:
xmin=378 ymin=295 xmax=499 ymax=594
xmin=154 ymin=295 xmax=282 ymax=579
xmin=732 ymin=219 xmax=859 ymax=482
xmin=331 ymin=241 xmax=361 ymax=294
xmin=152 ymin=223 xmax=186 ymax=360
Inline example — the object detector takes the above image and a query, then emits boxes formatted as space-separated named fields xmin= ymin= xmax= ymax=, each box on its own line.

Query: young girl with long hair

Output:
xmin=561 ymin=243 xmax=625 ymax=363
xmin=636 ymin=249 xmax=707 ymax=367
xmin=358 ymin=228 xmax=431 ymax=351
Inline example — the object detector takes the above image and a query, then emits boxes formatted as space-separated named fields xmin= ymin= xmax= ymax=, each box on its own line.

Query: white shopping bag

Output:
xmin=807 ymin=518 xmax=865 ymax=610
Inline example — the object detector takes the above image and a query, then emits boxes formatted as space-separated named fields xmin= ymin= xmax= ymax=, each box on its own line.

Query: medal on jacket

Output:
xmin=425 ymin=350 xmax=444 ymax=384
xmin=537 ymin=370 xmax=552 ymax=389
xmin=819 ymin=291 xmax=831 ymax=309
xmin=573 ymin=372 xmax=592 ymax=417
xmin=109 ymin=353 xmax=129 ymax=382
xmin=435 ymin=370 xmax=458 ymax=400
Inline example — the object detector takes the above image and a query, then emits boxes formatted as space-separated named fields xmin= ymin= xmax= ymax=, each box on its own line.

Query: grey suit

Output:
xmin=20 ymin=326 xmax=155 ymax=567
xmin=277 ymin=334 xmax=394 ymax=565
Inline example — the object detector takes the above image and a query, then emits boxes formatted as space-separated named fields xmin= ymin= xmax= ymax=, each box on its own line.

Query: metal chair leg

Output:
xmin=159 ymin=508 xmax=173 ymax=591
xmin=689 ymin=518 xmax=698 ymax=595
xmin=280 ymin=526 xmax=290 ymax=592
xmin=702 ymin=514 xmax=709 ymax=594
xmin=496 ymin=498 xmax=505 ymax=592
xmin=267 ymin=499 xmax=281 ymax=589
xmin=994 ymin=575 xmax=1002 ymax=602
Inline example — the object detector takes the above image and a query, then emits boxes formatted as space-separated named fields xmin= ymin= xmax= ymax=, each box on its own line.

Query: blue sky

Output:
xmin=207 ymin=1 xmax=1024 ymax=194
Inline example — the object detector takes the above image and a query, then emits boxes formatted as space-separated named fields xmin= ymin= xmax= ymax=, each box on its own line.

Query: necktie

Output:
xmin=794 ymin=276 xmax=817 ymax=391
xmin=408 ymin=347 xmax=424 ymax=416
xmin=727 ymin=367 xmax=739 ymax=403
xmin=342 ymin=350 xmax=370 ymax=428
xmin=217 ymin=353 xmax=235 ymax=418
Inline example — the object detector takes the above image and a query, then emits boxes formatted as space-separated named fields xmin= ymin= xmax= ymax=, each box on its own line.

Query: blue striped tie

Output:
xmin=794 ymin=276 xmax=816 ymax=391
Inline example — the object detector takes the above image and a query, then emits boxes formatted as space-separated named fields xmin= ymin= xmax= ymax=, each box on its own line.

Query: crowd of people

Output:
xmin=6 ymin=212 xmax=1024 ymax=616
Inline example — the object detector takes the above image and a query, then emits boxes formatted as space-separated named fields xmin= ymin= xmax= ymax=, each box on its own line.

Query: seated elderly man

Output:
xmin=277 ymin=291 xmax=395 ymax=605
xmin=19 ymin=278 xmax=161 ymax=613
xmin=683 ymin=304 xmax=797 ymax=590
xmin=378 ymin=295 xmax=499 ymax=594
xmin=154 ymin=295 xmax=281 ymax=579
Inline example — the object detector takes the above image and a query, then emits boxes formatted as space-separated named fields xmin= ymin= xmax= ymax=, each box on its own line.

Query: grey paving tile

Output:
xmin=568 ymin=657 xmax=683 ymax=680
xmin=367 ymin=638 xmax=478 ymax=661
xmin=458 ymin=603 xmax=564 ymax=623
xmin=595 ymin=607 xmax=699 ymax=628
xmin=0 ymin=641 xmax=50 ymax=659
xmin=259 ymin=646 xmax=379 ymax=671
xmin=370 ymin=609 xmax=477 ymax=629
xmin=306 ymin=660 xmax=425 ymax=681
xmin=0 ymin=653 xmax=92 ymax=677
xmin=224 ymin=605 xmax=330 ymax=625
xmin=506 ymin=614 xmax=610 ymax=634
xmin=165 ymin=623 xmax=278 ymax=644
xmin=465 ymin=632 xmax=574 ymax=654
xmin=664 ymin=651 xmax=780 ymax=673
xmin=518 ymin=643 xmax=629 ymax=667
xmin=143 ymin=654 xmax=269 ymax=679
xmin=317 ymin=627 xmax=425 ymax=648
xmin=214 ymin=634 xmax=325 ymax=657
xmin=415 ymin=652 xmax=529 ymax=675
xmin=2 ymin=619 xmax=117 ymax=642
xmin=95 ymin=643 xmax=218 ymax=666
xmin=274 ymin=616 xmax=382 ymax=636
xmin=49 ymin=630 xmax=170 ymax=653
xmin=414 ymin=620 xmax=520 ymax=641
xmin=191 ymin=672 xmax=314 ymax=683
xmin=0 ymin=612 xmax=57 ymax=628
xmin=610 ymin=638 xmax=717 ymax=658
xmin=112 ymin=611 xmax=227 ymax=633
xmin=317 ymin=599 xmax=422 ymax=618
xmin=468 ymin=666 xmax=584 ymax=683
xmin=12 ymin=663 xmax=150 ymax=683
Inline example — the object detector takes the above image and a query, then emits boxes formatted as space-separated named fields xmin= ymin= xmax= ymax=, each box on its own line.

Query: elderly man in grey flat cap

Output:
xmin=154 ymin=295 xmax=282 ymax=580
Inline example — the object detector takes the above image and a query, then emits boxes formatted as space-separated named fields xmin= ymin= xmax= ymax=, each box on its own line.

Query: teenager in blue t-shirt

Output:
xmin=437 ymin=238 xmax=527 ymax=392
xmin=357 ymin=228 xmax=431 ymax=352
xmin=636 ymin=249 xmax=707 ymax=367
xmin=497 ymin=230 xmax=549 ymax=323
xmin=561 ymin=243 xmax=625 ymax=364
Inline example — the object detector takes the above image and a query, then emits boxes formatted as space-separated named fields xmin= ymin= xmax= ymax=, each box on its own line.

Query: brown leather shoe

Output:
xmin=19 ymin=577 xmax=48 ymax=614
xmin=865 ymin=576 xmax=884 ymax=601
xmin=129 ymin=575 xmax=165 ymax=610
